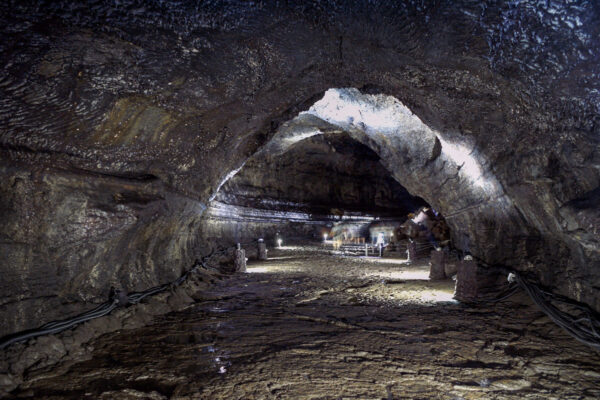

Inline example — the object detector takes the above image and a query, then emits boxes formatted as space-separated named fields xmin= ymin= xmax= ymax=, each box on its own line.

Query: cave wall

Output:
xmin=1 ymin=1 xmax=599 ymax=334
xmin=216 ymin=133 xmax=425 ymax=215
xmin=0 ymin=163 xmax=207 ymax=336
xmin=200 ymin=133 xmax=425 ymax=247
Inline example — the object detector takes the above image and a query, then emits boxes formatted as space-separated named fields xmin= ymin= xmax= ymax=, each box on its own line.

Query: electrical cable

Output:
xmin=0 ymin=240 xmax=254 ymax=350
xmin=0 ymin=299 xmax=119 ymax=350
xmin=5 ymin=243 xmax=600 ymax=352
xmin=473 ymin=284 xmax=521 ymax=303
xmin=510 ymin=273 xmax=600 ymax=351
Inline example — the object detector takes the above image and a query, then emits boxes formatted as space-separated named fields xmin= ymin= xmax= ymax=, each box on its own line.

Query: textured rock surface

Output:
xmin=218 ymin=133 xmax=423 ymax=216
xmin=0 ymin=261 xmax=219 ymax=397
xmin=0 ymin=165 xmax=207 ymax=336
xmin=7 ymin=249 xmax=600 ymax=399
xmin=0 ymin=0 xmax=599 ymax=334
xmin=200 ymin=133 xmax=426 ymax=246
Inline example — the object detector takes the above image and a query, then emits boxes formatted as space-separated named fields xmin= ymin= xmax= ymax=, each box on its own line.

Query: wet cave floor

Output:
xmin=12 ymin=247 xmax=600 ymax=399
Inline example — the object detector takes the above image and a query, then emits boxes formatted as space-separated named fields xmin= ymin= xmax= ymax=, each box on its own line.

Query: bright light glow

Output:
xmin=359 ymin=257 xmax=411 ymax=265
xmin=301 ymin=88 xmax=502 ymax=196
xmin=435 ymin=135 xmax=498 ymax=191
xmin=411 ymin=209 xmax=428 ymax=225
xmin=391 ymin=289 xmax=457 ymax=303
xmin=277 ymin=246 xmax=303 ymax=251
xmin=382 ymin=269 xmax=430 ymax=280
xmin=206 ymin=201 xmax=312 ymax=222
xmin=205 ymin=201 xmax=377 ymax=224
xmin=304 ymin=88 xmax=420 ymax=136
xmin=323 ymin=233 xmax=328 ymax=240
xmin=247 ymin=266 xmax=271 ymax=273
xmin=422 ymin=290 xmax=456 ymax=302
xmin=246 ymin=257 xmax=306 ymax=274
xmin=282 ymin=128 xmax=321 ymax=146
xmin=277 ymin=239 xmax=283 ymax=247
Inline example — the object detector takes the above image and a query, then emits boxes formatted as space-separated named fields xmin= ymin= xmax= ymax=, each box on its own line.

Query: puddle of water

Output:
xmin=209 ymin=348 xmax=232 ymax=375
xmin=359 ymin=257 xmax=411 ymax=265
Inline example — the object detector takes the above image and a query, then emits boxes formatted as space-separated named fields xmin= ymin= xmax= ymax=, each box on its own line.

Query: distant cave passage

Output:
xmin=199 ymin=131 xmax=451 ymax=252
xmin=202 ymin=88 xmax=508 ymax=266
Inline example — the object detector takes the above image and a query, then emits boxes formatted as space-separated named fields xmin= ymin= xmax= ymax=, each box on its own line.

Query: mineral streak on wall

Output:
xmin=0 ymin=1 xmax=599 ymax=335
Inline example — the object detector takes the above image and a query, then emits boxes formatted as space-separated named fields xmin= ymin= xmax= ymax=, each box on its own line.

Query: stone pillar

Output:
xmin=429 ymin=248 xmax=446 ymax=280
xmin=365 ymin=243 xmax=368 ymax=256
xmin=234 ymin=243 xmax=246 ymax=273
xmin=257 ymin=238 xmax=268 ymax=261
xmin=444 ymin=247 xmax=458 ymax=277
xmin=454 ymin=255 xmax=479 ymax=302
xmin=378 ymin=243 xmax=383 ymax=257
xmin=406 ymin=240 xmax=416 ymax=263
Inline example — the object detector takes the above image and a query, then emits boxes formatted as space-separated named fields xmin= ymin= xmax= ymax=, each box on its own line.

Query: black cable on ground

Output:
xmin=0 ymin=300 xmax=119 ymax=350
xmin=472 ymin=267 xmax=600 ymax=351
xmin=474 ymin=284 xmax=521 ymax=303
xmin=510 ymin=273 xmax=600 ymax=351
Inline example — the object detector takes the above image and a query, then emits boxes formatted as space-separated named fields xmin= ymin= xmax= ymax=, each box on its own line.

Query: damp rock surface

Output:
xmin=9 ymin=248 xmax=600 ymax=399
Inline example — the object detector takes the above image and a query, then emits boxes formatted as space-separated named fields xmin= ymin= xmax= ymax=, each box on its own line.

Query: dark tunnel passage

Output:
xmin=202 ymin=130 xmax=429 ymax=247
xmin=1 ymin=1 xmax=600 ymax=398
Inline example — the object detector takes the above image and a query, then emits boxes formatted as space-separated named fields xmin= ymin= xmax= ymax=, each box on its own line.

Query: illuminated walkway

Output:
xmin=12 ymin=247 xmax=600 ymax=399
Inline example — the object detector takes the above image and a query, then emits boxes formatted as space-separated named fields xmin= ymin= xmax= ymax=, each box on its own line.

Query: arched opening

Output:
xmin=201 ymin=123 xmax=460 ymax=303
xmin=203 ymin=131 xmax=428 ymax=245
xmin=200 ymin=88 xmax=508 ymax=275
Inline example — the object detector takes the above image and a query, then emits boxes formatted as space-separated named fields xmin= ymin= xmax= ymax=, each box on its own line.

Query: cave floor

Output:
xmin=11 ymin=247 xmax=600 ymax=399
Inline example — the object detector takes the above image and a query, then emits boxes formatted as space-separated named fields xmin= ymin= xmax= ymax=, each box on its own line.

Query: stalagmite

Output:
xmin=429 ymin=248 xmax=446 ymax=280
xmin=234 ymin=243 xmax=246 ymax=272
xmin=454 ymin=255 xmax=479 ymax=302
xmin=406 ymin=240 xmax=417 ymax=264
xmin=258 ymin=239 xmax=268 ymax=261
